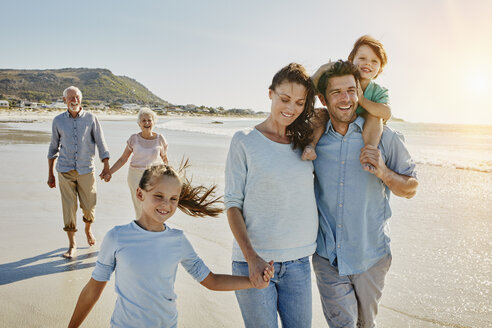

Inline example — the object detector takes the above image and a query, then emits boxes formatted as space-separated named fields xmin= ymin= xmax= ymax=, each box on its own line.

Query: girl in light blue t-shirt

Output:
xmin=68 ymin=162 xmax=273 ymax=328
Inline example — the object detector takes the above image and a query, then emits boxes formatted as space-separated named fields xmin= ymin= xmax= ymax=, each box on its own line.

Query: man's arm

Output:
xmin=48 ymin=119 xmax=60 ymax=188
xmin=91 ymin=116 xmax=110 ymax=166
xmin=47 ymin=158 xmax=56 ymax=188
xmin=360 ymin=145 xmax=418 ymax=198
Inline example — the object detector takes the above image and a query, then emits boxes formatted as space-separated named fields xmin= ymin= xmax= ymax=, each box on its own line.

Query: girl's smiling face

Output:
xmin=352 ymin=45 xmax=382 ymax=81
xmin=136 ymin=175 xmax=181 ymax=231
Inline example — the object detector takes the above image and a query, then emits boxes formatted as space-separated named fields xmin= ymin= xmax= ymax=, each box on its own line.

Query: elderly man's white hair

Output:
xmin=63 ymin=86 xmax=82 ymax=98
xmin=137 ymin=107 xmax=157 ymax=123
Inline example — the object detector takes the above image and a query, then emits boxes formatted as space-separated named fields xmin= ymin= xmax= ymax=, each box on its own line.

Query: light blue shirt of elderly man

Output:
xmin=311 ymin=60 xmax=418 ymax=328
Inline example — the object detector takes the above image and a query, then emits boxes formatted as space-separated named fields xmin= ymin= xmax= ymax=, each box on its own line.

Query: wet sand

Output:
xmin=0 ymin=118 xmax=490 ymax=327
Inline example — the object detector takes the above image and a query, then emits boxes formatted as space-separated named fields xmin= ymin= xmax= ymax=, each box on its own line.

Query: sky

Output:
xmin=1 ymin=0 xmax=491 ymax=125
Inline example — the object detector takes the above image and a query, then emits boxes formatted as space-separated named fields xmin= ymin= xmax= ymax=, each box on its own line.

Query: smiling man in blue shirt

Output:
xmin=47 ymin=86 xmax=110 ymax=259
xmin=311 ymin=60 xmax=418 ymax=328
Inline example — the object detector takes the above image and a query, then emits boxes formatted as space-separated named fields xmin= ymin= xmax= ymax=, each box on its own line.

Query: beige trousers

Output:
xmin=127 ymin=166 xmax=145 ymax=219
xmin=58 ymin=170 xmax=96 ymax=232
xmin=312 ymin=253 xmax=392 ymax=328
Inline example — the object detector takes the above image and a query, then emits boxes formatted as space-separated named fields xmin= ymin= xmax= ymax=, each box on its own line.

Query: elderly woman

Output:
xmin=105 ymin=108 xmax=168 ymax=218
xmin=225 ymin=63 xmax=319 ymax=328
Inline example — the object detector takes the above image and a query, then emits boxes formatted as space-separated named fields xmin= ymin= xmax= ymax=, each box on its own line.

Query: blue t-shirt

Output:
xmin=356 ymin=80 xmax=389 ymax=115
xmin=92 ymin=221 xmax=210 ymax=328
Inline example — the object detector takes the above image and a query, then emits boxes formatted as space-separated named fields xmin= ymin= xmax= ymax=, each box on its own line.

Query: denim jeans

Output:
xmin=232 ymin=256 xmax=312 ymax=328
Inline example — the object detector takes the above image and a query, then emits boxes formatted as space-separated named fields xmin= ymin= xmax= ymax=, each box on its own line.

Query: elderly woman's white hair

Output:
xmin=137 ymin=107 xmax=157 ymax=123
xmin=63 ymin=86 xmax=83 ymax=98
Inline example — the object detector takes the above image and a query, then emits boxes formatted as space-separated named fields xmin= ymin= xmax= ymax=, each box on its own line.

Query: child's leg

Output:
xmin=302 ymin=109 xmax=329 ymax=161
xmin=362 ymin=114 xmax=383 ymax=147
xmin=361 ymin=114 xmax=383 ymax=172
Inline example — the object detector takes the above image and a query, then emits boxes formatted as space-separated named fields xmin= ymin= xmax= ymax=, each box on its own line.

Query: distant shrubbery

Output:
xmin=0 ymin=68 xmax=168 ymax=105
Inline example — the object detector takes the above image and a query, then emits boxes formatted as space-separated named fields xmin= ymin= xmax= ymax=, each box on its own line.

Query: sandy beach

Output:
xmin=0 ymin=112 xmax=490 ymax=327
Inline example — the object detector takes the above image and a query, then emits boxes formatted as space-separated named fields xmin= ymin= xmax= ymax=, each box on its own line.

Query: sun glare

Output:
xmin=466 ymin=72 xmax=491 ymax=95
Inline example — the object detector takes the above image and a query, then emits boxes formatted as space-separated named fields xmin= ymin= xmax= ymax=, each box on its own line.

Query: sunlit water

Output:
xmin=155 ymin=117 xmax=492 ymax=173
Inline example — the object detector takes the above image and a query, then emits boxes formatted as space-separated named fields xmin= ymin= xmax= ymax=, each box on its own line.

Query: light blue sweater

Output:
xmin=92 ymin=221 xmax=210 ymax=328
xmin=225 ymin=128 xmax=318 ymax=262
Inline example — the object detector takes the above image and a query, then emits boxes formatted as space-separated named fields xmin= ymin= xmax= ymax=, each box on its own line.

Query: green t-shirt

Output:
xmin=356 ymin=80 xmax=389 ymax=115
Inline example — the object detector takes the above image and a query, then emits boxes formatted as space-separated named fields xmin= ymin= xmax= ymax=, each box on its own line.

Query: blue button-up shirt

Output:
xmin=48 ymin=109 xmax=110 ymax=175
xmin=313 ymin=116 xmax=416 ymax=276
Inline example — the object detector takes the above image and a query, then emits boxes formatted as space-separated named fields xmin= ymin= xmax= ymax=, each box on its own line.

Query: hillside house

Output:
xmin=122 ymin=103 xmax=140 ymax=111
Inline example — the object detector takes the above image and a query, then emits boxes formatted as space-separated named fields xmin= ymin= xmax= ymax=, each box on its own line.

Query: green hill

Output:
xmin=0 ymin=68 xmax=168 ymax=105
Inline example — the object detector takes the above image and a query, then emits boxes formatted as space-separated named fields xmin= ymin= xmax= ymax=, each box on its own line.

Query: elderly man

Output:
xmin=311 ymin=60 xmax=418 ymax=327
xmin=47 ymin=86 xmax=110 ymax=258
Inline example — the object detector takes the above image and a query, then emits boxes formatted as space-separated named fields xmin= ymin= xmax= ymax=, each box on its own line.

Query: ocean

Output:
xmin=153 ymin=117 xmax=492 ymax=174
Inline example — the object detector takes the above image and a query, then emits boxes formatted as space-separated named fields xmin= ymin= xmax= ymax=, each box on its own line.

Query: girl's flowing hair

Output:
xmin=139 ymin=160 xmax=223 ymax=218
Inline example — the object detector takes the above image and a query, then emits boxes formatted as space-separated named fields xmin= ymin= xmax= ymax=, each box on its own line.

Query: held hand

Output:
xmin=311 ymin=61 xmax=335 ymax=89
xmin=359 ymin=145 xmax=387 ymax=179
xmin=99 ymin=168 xmax=110 ymax=181
xmin=47 ymin=174 xmax=56 ymax=188
xmin=248 ymin=255 xmax=271 ymax=289
xmin=262 ymin=260 xmax=274 ymax=282
xmin=256 ymin=261 xmax=274 ymax=289
xmin=103 ymin=173 xmax=112 ymax=182
xmin=301 ymin=145 xmax=317 ymax=161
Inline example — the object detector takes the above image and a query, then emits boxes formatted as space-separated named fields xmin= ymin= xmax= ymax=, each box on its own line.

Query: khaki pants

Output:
xmin=312 ymin=253 xmax=392 ymax=328
xmin=58 ymin=170 xmax=96 ymax=232
xmin=127 ymin=166 xmax=145 ymax=219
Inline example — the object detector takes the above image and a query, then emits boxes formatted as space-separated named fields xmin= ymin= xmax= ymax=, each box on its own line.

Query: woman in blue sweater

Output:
xmin=225 ymin=63 xmax=319 ymax=328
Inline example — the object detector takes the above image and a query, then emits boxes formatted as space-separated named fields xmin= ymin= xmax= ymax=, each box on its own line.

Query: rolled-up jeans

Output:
xmin=232 ymin=256 xmax=312 ymax=328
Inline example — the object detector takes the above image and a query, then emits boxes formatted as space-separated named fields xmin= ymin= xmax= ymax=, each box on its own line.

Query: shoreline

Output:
xmin=0 ymin=108 xmax=268 ymax=123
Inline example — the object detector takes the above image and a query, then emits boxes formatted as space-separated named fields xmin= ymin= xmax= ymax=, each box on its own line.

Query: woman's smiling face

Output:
xmin=138 ymin=113 xmax=154 ymax=132
xmin=269 ymin=81 xmax=307 ymax=127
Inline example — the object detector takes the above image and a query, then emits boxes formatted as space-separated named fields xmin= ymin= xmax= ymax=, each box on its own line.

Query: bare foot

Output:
xmin=301 ymin=145 xmax=317 ymax=161
xmin=63 ymin=246 xmax=76 ymax=258
xmin=85 ymin=229 xmax=96 ymax=246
